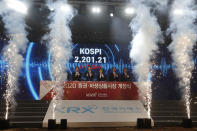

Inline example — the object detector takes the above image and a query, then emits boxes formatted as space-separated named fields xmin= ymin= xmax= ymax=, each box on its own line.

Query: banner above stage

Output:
xmin=40 ymin=81 xmax=143 ymax=100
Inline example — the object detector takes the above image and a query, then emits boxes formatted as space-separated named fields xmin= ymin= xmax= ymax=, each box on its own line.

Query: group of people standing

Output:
xmin=72 ymin=66 xmax=130 ymax=81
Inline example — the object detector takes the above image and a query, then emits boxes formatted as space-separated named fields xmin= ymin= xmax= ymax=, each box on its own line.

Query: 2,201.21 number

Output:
xmin=74 ymin=56 xmax=107 ymax=63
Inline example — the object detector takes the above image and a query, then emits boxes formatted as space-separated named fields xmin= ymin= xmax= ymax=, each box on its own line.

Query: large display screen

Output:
xmin=69 ymin=43 xmax=134 ymax=81
xmin=0 ymin=40 xmax=197 ymax=100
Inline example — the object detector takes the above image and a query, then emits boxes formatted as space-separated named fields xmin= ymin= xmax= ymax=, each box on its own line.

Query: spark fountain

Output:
xmin=0 ymin=0 xmax=28 ymax=129
xmin=168 ymin=0 xmax=196 ymax=126
xmin=129 ymin=0 xmax=162 ymax=120
xmin=43 ymin=0 xmax=75 ymax=128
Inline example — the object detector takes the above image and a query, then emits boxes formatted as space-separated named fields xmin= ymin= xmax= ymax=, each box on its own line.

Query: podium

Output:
xmin=40 ymin=81 xmax=140 ymax=100
xmin=42 ymin=100 xmax=154 ymax=127
xmin=40 ymin=81 xmax=153 ymax=127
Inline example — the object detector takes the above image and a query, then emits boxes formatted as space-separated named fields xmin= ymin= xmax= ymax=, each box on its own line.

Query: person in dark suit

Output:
xmin=72 ymin=66 xmax=81 ymax=81
xmin=109 ymin=67 xmax=119 ymax=81
xmin=97 ymin=68 xmax=106 ymax=81
xmin=121 ymin=68 xmax=130 ymax=81
xmin=85 ymin=66 xmax=94 ymax=81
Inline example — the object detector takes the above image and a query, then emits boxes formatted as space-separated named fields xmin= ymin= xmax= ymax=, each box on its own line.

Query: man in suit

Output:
xmin=85 ymin=66 xmax=94 ymax=81
xmin=72 ymin=66 xmax=81 ymax=81
xmin=109 ymin=67 xmax=119 ymax=81
xmin=97 ymin=68 xmax=106 ymax=81
xmin=121 ymin=68 xmax=130 ymax=81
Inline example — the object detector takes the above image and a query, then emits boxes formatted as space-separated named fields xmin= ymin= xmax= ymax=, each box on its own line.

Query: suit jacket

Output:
xmin=121 ymin=73 xmax=130 ymax=81
xmin=97 ymin=73 xmax=106 ymax=81
xmin=85 ymin=71 xmax=94 ymax=81
xmin=109 ymin=72 xmax=119 ymax=81
xmin=72 ymin=72 xmax=81 ymax=81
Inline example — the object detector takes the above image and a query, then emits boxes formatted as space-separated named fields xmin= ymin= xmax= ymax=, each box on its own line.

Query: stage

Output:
xmin=0 ymin=0 xmax=197 ymax=130
xmin=3 ymin=127 xmax=197 ymax=131
xmin=1 ymin=100 xmax=197 ymax=128
xmin=1 ymin=81 xmax=197 ymax=128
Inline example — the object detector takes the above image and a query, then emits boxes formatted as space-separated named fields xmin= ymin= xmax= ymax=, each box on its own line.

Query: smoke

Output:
xmin=0 ymin=0 xmax=28 ymax=119
xmin=151 ymin=0 xmax=168 ymax=7
xmin=129 ymin=0 xmax=162 ymax=118
xmin=44 ymin=0 xmax=75 ymax=119
xmin=45 ymin=0 xmax=75 ymax=83
xmin=168 ymin=0 xmax=197 ymax=118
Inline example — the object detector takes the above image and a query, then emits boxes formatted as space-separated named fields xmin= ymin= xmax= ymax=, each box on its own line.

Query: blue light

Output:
xmin=25 ymin=42 xmax=39 ymax=100
xmin=152 ymin=58 xmax=172 ymax=77
xmin=114 ymin=44 xmax=120 ymax=52
xmin=147 ymin=72 xmax=152 ymax=81
xmin=105 ymin=44 xmax=115 ymax=64
xmin=72 ymin=43 xmax=78 ymax=50
xmin=194 ymin=57 xmax=197 ymax=65
xmin=38 ymin=67 xmax=43 ymax=81
xmin=48 ymin=51 xmax=54 ymax=81
xmin=101 ymin=49 xmax=110 ymax=72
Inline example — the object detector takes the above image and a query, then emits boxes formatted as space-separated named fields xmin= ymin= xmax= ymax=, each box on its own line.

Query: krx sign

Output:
xmin=55 ymin=105 xmax=97 ymax=114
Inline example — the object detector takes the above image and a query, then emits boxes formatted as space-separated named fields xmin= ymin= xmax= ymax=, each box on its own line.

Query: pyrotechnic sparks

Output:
xmin=147 ymin=85 xmax=152 ymax=118
xmin=44 ymin=0 xmax=75 ymax=119
xmin=52 ymin=101 xmax=56 ymax=119
xmin=168 ymin=0 xmax=196 ymax=119
xmin=129 ymin=0 xmax=164 ymax=118
xmin=0 ymin=0 xmax=28 ymax=120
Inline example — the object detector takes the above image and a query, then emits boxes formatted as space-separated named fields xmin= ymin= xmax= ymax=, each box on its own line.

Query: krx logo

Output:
xmin=55 ymin=105 xmax=96 ymax=114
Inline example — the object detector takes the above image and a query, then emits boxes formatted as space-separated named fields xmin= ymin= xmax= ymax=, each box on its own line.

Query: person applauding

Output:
xmin=85 ymin=66 xmax=94 ymax=81
xmin=121 ymin=68 xmax=130 ymax=81
xmin=97 ymin=68 xmax=106 ymax=81
xmin=72 ymin=66 xmax=81 ymax=81
xmin=109 ymin=67 xmax=119 ymax=81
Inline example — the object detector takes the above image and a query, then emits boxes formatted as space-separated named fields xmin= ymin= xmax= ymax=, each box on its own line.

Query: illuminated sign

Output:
xmin=79 ymin=48 xmax=102 ymax=55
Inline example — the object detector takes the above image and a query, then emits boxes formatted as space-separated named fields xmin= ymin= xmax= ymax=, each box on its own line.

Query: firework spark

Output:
xmin=44 ymin=0 xmax=75 ymax=119
xmin=168 ymin=0 xmax=196 ymax=118
xmin=129 ymin=0 xmax=163 ymax=118
xmin=0 ymin=0 xmax=28 ymax=119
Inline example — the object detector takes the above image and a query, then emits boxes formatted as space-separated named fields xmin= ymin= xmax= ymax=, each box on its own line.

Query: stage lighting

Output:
xmin=173 ymin=9 xmax=184 ymax=16
xmin=110 ymin=13 xmax=114 ymax=17
xmin=6 ymin=0 xmax=28 ymax=14
xmin=182 ymin=118 xmax=192 ymax=128
xmin=125 ymin=7 xmax=135 ymax=15
xmin=61 ymin=4 xmax=71 ymax=12
xmin=48 ymin=119 xmax=57 ymax=130
xmin=136 ymin=118 xmax=152 ymax=129
xmin=60 ymin=119 xmax=67 ymax=129
xmin=0 ymin=119 xmax=10 ymax=129
xmin=49 ymin=7 xmax=55 ymax=11
xmin=92 ymin=7 xmax=101 ymax=14
xmin=144 ymin=118 xmax=152 ymax=128
xmin=137 ymin=118 xmax=144 ymax=129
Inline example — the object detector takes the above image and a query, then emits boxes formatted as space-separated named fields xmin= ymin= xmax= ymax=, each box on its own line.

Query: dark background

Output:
xmin=0 ymin=0 xmax=197 ymax=100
